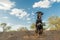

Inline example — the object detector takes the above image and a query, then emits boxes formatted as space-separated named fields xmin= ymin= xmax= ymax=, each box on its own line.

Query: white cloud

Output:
xmin=7 ymin=23 xmax=13 ymax=26
xmin=10 ymin=8 xmax=29 ymax=19
xmin=57 ymin=0 xmax=60 ymax=2
xmin=6 ymin=23 xmax=26 ymax=30
xmin=0 ymin=0 xmax=15 ymax=10
xmin=27 ymin=21 xmax=31 ymax=23
xmin=11 ymin=24 xmax=26 ymax=31
xmin=32 ymin=12 xmax=35 ymax=15
xmin=27 ymin=18 xmax=31 ymax=20
xmin=50 ymin=0 xmax=57 ymax=2
xmin=2 ymin=16 xmax=8 ymax=19
xmin=33 ymin=0 xmax=51 ymax=8
xmin=26 ymin=14 xmax=30 ymax=17
xmin=50 ymin=0 xmax=60 ymax=2
xmin=0 ymin=27 xmax=3 ymax=32
xmin=33 ymin=0 xmax=60 ymax=8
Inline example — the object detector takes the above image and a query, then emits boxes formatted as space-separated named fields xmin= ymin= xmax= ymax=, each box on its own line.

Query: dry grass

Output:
xmin=0 ymin=30 xmax=60 ymax=40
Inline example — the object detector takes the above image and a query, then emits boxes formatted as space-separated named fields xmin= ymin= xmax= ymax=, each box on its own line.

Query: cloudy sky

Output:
xmin=0 ymin=0 xmax=60 ymax=31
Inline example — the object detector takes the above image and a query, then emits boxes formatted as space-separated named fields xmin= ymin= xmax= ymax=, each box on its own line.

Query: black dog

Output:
xmin=35 ymin=11 xmax=43 ymax=35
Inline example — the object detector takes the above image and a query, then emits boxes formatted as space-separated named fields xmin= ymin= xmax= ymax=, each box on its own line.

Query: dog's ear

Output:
xmin=36 ymin=11 xmax=43 ymax=15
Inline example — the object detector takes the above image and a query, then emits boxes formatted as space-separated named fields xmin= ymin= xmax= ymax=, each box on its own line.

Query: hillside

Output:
xmin=0 ymin=30 xmax=60 ymax=40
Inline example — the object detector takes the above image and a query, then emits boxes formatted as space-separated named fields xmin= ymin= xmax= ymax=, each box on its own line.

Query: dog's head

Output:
xmin=36 ymin=11 xmax=43 ymax=19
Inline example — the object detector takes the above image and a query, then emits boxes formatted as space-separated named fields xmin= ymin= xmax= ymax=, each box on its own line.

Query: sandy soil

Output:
xmin=0 ymin=30 xmax=60 ymax=40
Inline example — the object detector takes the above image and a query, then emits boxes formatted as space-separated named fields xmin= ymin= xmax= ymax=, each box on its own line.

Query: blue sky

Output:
xmin=0 ymin=0 xmax=60 ymax=31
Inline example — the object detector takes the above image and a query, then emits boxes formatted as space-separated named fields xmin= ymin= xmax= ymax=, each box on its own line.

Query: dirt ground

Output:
xmin=0 ymin=30 xmax=60 ymax=40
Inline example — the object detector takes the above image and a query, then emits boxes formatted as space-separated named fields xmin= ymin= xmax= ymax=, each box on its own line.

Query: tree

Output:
xmin=48 ymin=16 xmax=60 ymax=30
xmin=4 ymin=26 xmax=11 ymax=32
xmin=0 ymin=23 xmax=7 ymax=32
xmin=0 ymin=23 xmax=11 ymax=32
xmin=30 ymin=23 xmax=35 ymax=30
